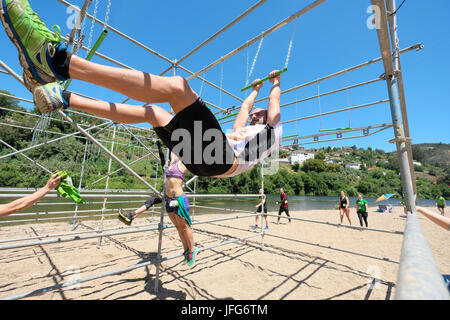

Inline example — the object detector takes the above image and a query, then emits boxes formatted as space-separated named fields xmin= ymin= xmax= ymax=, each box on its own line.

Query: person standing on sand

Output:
xmin=276 ymin=188 xmax=291 ymax=224
xmin=436 ymin=194 xmax=446 ymax=216
xmin=338 ymin=191 xmax=352 ymax=226
xmin=253 ymin=189 xmax=269 ymax=230
xmin=355 ymin=194 xmax=369 ymax=230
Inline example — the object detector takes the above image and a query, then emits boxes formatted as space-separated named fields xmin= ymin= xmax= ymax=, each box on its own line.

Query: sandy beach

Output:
xmin=0 ymin=206 xmax=448 ymax=300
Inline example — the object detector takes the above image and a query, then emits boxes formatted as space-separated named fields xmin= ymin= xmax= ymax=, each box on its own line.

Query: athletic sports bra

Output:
xmin=165 ymin=161 xmax=185 ymax=180
xmin=340 ymin=197 xmax=348 ymax=207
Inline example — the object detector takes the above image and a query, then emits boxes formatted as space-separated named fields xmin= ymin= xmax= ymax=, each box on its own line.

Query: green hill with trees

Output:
xmin=1 ymin=90 xmax=448 ymax=199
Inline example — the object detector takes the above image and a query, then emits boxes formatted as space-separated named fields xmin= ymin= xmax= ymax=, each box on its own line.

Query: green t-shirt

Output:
xmin=437 ymin=196 xmax=446 ymax=207
xmin=356 ymin=199 xmax=368 ymax=213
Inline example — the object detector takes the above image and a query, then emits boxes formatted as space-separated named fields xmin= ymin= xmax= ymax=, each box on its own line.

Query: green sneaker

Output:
xmin=33 ymin=82 xmax=69 ymax=114
xmin=0 ymin=0 xmax=67 ymax=91
xmin=187 ymin=247 xmax=198 ymax=267
xmin=182 ymin=250 xmax=189 ymax=265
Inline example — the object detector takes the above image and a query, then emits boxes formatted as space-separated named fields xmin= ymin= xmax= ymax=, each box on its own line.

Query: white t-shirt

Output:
xmin=216 ymin=122 xmax=282 ymax=178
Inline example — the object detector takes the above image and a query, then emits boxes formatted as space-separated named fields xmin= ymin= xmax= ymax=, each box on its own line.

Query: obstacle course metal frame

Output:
xmin=0 ymin=0 xmax=448 ymax=300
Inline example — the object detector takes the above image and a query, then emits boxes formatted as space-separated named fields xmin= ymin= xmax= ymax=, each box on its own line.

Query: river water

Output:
xmin=0 ymin=194 xmax=442 ymax=225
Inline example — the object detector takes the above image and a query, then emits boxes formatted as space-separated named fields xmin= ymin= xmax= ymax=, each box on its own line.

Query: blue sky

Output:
xmin=1 ymin=0 xmax=449 ymax=152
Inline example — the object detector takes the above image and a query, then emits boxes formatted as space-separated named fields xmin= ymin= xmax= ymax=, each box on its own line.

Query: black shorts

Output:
xmin=257 ymin=205 xmax=268 ymax=216
xmin=279 ymin=207 xmax=289 ymax=214
xmin=154 ymin=98 xmax=235 ymax=177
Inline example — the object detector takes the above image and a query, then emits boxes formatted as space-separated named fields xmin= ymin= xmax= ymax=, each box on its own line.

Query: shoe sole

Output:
xmin=118 ymin=214 xmax=132 ymax=226
xmin=33 ymin=86 xmax=55 ymax=113
xmin=0 ymin=0 xmax=56 ymax=91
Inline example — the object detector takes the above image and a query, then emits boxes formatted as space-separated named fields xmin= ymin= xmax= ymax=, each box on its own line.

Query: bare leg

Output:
xmin=339 ymin=209 xmax=344 ymax=224
xmin=68 ymin=55 xmax=199 ymax=113
xmin=68 ymin=93 xmax=173 ymax=128
xmin=133 ymin=205 xmax=148 ymax=219
xmin=168 ymin=212 xmax=194 ymax=252
xmin=345 ymin=209 xmax=352 ymax=225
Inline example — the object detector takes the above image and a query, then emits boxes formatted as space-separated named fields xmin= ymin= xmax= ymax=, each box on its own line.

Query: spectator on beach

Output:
xmin=276 ymin=188 xmax=291 ymax=224
xmin=252 ymin=189 xmax=269 ymax=230
xmin=338 ymin=191 xmax=352 ymax=226
xmin=355 ymin=193 xmax=369 ymax=230
xmin=0 ymin=173 xmax=62 ymax=217
xmin=436 ymin=194 xmax=446 ymax=216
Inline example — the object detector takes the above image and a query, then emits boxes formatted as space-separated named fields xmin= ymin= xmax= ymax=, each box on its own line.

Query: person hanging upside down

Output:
xmin=1 ymin=0 xmax=282 ymax=178
xmin=118 ymin=152 xmax=198 ymax=266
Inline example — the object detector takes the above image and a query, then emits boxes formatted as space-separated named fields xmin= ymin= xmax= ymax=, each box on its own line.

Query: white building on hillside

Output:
xmin=290 ymin=151 xmax=315 ymax=165
xmin=325 ymin=157 xmax=341 ymax=164
xmin=345 ymin=162 xmax=361 ymax=170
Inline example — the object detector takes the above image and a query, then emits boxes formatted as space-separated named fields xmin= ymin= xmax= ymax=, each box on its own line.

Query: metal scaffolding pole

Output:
xmin=386 ymin=0 xmax=417 ymax=197
xmin=2 ymin=229 xmax=261 ymax=300
xmin=120 ymin=124 xmax=160 ymax=162
xmin=97 ymin=124 xmax=117 ymax=248
xmin=57 ymin=110 xmax=161 ymax=196
xmin=0 ymin=59 xmax=24 ymax=84
xmin=86 ymin=151 xmax=155 ymax=189
xmin=186 ymin=0 xmax=327 ymax=81
xmin=0 ymin=92 xmax=34 ymax=104
xmin=266 ymin=213 xmax=403 ymax=235
xmin=56 ymin=0 xmax=174 ymax=65
xmin=1 ymin=0 xmax=439 ymax=301
xmin=0 ymin=138 xmax=52 ymax=174
xmin=71 ymin=139 xmax=89 ymax=229
xmin=286 ymin=125 xmax=392 ymax=147
xmin=3 ymin=206 xmax=154 ymax=219
xmin=260 ymin=163 xmax=265 ymax=251
xmin=281 ymin=99 xmax=390 ymax=125
xmin=280 ymin=78 xmax=383 ymax=109
xmin=282 ymin=123 xmax=393 ymax=143
xmin=161 ymin=0 xmax=268 ymax=75
xmin=0 ymin=220 xmax=161 ymax=244
xmin=153 ymin=63 xmax=176 ymax=293
xmin=0 ymin=209 xmax=259 ymax=250
xmin=396 ymin=212 xmax=450 ymax=299
xmin=371 ymin=0 xmax=449 ymax=300
xmin=66 ymin=0 xmax=93 ymax=50
xmin=254 ymin=43 xmax=423 ymax=104
xmin=56 ymin=1 xmax=267 ymax=110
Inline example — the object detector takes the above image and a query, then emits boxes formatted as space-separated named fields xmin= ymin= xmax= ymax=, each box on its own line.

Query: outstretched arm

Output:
xmin=417 ymin=206 xmax=450 ymax=231
xmin=0 ymin=173 xmax=62 ymax=217
xmin=232 ymin=80 xmax=263 ymax=131
xmin=267 ymin=70 xmax=281 ymax=127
